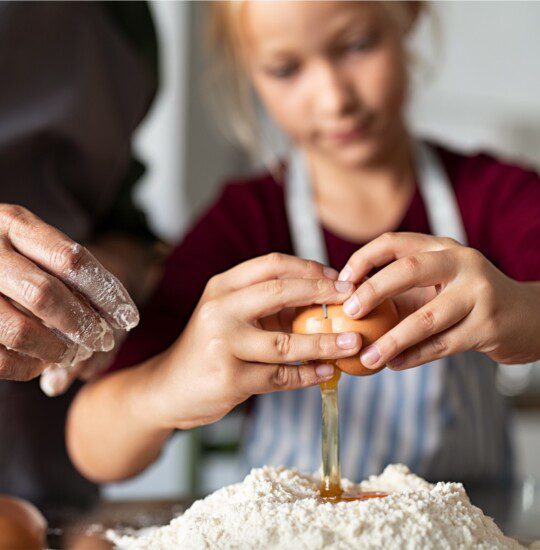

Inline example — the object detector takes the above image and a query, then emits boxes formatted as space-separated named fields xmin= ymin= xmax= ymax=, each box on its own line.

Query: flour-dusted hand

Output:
xmin=338 ymin=232 xmax=540 ymax=371
xmin=40 ymin=328 xmax=130 ymax=397
xmin=0 ymin=204 xmax=139 ymax=383
xmin=148 ymin=253 xmax=361 ymax=430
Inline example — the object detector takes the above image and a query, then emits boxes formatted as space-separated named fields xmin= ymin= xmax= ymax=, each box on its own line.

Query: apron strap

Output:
xmin=285 ymin=141 xmax=468 ymax=261
xmin=285 ymin=150 xmax=329 ymax=265
xmin=413 ymin=142 xmax=468 ymax=245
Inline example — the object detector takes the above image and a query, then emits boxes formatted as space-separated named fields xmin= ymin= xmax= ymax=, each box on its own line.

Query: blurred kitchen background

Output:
xmin=103 ymin=1 xmax=540 ymax=501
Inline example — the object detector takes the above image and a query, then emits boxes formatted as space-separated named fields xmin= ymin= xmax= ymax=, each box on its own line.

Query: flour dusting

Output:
xmin=64 ymin=243 xmax=139 ymax=331
xmin=108 ymin=464 xmax=522 ymax=549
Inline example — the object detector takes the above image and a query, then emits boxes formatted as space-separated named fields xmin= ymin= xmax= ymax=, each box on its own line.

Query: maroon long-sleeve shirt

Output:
xmin=114 ymin=145 xmax=540 ymax=370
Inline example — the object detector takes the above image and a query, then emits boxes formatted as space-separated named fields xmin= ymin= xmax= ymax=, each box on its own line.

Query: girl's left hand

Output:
xmin=339 ymin=232 xmax=540 ymax=371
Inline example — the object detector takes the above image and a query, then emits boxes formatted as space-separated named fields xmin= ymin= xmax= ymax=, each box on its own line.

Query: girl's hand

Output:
xmin=151 ymin=253 xmax=361 ymax=430
xmin=338 ymin=232 xmax=540 ymax=371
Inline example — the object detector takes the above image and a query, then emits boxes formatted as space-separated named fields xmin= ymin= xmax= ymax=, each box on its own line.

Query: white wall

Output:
xmin=409 ymin=2 xmax=540 ymax=169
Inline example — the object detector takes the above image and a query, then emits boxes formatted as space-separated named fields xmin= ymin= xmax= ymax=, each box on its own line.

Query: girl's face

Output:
xmin=242 ymin=1 xmax=412 ymax=168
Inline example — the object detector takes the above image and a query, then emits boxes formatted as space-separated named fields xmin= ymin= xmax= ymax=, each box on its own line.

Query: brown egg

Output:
xmin=0 ymin=496 xmax=47 ymax=550
xmin=292 ymin=299 xmax=398 ymax=376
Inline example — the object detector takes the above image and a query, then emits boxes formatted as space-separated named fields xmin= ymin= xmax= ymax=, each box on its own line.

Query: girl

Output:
xmin=67 ymin=1 xmax=540 ymax=485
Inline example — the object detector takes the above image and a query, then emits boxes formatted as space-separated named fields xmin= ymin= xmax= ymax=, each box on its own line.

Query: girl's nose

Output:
xmin=313 ymin=60 xmax=357 ymax=118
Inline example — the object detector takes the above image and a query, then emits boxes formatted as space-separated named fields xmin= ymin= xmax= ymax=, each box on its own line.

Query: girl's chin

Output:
xmin=321 ymin=139 xmax=387 ymax=169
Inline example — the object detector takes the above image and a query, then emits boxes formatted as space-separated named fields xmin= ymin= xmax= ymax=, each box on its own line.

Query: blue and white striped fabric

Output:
xmin=244 ymin=353 xmax=511 ymax=482
xmin=242 ymin=142 xmax=512 ymax=483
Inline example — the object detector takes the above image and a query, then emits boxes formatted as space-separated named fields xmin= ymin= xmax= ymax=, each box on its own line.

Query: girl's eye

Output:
xmin=266 ymin=64 xmax=298 ymax=79
xmin=345 ymin=34 xmax=378 ymax=53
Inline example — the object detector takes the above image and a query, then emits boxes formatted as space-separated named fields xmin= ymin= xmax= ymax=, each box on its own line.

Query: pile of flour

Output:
xmin=109 ymin=464 xmax=522 ymax=549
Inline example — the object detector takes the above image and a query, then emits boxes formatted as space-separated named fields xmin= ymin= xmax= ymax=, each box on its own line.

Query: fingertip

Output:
xmin=387 ymin=355 xmax=405 ymax=370
xmin=40 ymin=366 xmax=69 ymax=397
xmin=334 ymin=280 xmax=354 ymax=294
xmin=102 ymin=324 xmax=115 ymax=351
xmin=79 ymin=317 xmax=114 ymax=353
xmin=343 ymin=295 xmax=361 ymax=318
xmin=359 ymin=344 xmax=382 ymax=369
xmin=315 ymin=363 xmax=335 ymax=378
xmin=39 ymin=376 xmax=56 ymax=397
xmin=323 ymin=266 xmax=339 ymax=280
xmin=56 ymin=342 xmax=77 ymax=367
xmin=69 ymin=345 xmax=93 ymax=365
xmin=336 ymin=332 xmax=360 ymax=350
xmin=111 ymin=301 xmax=140 ymax=332
xmin=68 ymin=260 xmax=139 ymax=331
xmin=338 ymin=264 xmax=352 ymax=282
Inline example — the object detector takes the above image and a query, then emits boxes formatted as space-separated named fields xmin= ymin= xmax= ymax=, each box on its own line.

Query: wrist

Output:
xmin=126 ymin=354 xmax=176 ymax=437
xmin=132 ymin=347 xmax=206 ymax=432
xmin=522 ymin=281 xmax=540 ymax=361
xmin=506 ymin=280 xmax=540 ymax=363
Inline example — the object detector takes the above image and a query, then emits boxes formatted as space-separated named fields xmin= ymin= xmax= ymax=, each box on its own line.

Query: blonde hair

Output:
xmin=205 ymin=1 xmax=434 ymax=163
xmin=205 ymin=2 xmax=263 ymax=160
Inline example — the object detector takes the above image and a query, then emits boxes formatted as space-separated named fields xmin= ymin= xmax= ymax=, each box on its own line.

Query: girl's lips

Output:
xmin=324 ymin=120 xmax=371 ymax=144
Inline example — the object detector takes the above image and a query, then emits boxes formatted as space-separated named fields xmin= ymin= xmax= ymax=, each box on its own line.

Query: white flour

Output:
xmin=109 ymin=464 xmax=522 ymax=549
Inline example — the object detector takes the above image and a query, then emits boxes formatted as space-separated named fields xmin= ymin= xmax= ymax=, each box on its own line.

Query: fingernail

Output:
xmin=334 ymin=280 xmax=353 ymax=293
xmin=360 ymin=344 xmax=381 ymax=367
xmin=114 ymin=302 xmax=140 ymax=331
xmin=72 ymin=345 xmax=93 ymax=365
xmin=94 ymin=317 xmax=115 ymax=352
xmin=59 ymin=344 xmax=92 ymax=367
xmin=40 ymin=368 xmax=69 ymax=397
xmin=58 ymin=344 xmax=78 ymax=368
xmin=316 ymin=364 xmax=335 ymax=377
xmin=337 ymin=332 xmax=358 ymax=349
xmin=323 ymin=266 xmax=339 ymax=280
xmin=103 ymin=327 xmax=115 ymax=352
xmin=343 ymin=295 xmax=360 ymax=317
xmin=89 ymin=319 xmax=114 ymax=352
xmin=338 ymin=265 xmax=352 ymax=282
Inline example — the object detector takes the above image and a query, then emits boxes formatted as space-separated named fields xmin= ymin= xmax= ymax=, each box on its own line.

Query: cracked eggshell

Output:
xmin=292 ymin=299 xmax=398 ymax=376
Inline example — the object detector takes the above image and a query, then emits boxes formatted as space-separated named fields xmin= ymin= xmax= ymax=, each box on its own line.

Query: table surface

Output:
xmin=47 ymin=499 xmax=190 ymax=549
xmin=47 ymin=481 xmax=540 ymax=549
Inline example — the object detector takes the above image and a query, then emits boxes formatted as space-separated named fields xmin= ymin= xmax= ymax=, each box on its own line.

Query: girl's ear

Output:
xmin=403 ymin=1 xmax=424 ymax=33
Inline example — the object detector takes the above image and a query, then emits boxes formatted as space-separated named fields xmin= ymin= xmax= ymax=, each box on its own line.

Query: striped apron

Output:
xmin=244 ymin=142 xmax=512 ymax=483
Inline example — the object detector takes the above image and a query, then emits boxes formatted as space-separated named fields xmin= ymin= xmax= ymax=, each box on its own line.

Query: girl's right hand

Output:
xmin=150 ymin=254 xmax=361 ymax=430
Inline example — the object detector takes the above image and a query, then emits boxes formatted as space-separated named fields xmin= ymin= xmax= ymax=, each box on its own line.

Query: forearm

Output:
xmin=515 ymin=281 xmax=540 ymax=362
xmin=66 ymin=354 xmax=174 ymax=483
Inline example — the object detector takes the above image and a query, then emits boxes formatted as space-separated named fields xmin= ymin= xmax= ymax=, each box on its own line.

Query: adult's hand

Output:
xmin=0 ymin=205 xmax=139 ymax=384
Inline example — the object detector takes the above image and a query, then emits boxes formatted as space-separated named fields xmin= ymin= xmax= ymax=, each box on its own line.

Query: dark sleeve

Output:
xmin=455 ymin=154 xmax=540 ymax=282
xmin=94 ymin=158 xmax=157 ymax=243
xmin=112 ymin=184 xmax=261 ymax=370
xmin=487 ymin=166 xmax=540 ymax=281
xmin=95 ymin=1 xmax=159 ymax=243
